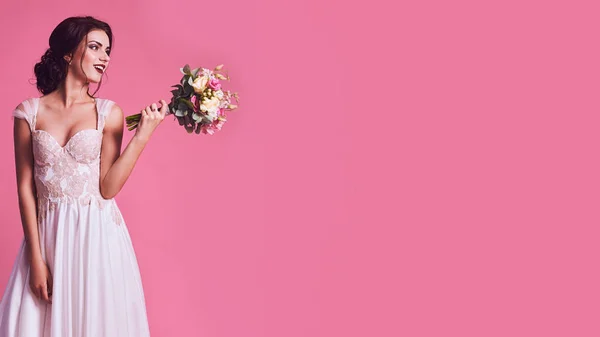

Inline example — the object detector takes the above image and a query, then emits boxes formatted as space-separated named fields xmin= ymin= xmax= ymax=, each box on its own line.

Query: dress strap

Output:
xmin=96 ymin=98 xmax=115 ymax=132
xmin=31 ymin=98 xmax=39 ymax=132
xmin=11 ymin=97 xmax=38 ymax=132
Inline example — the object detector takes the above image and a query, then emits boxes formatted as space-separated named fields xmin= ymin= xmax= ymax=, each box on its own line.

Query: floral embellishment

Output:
xmin=23 ymin=97 xmax=124 ymax=226
xmin=111 ymin=202 xmax=124 ymax=226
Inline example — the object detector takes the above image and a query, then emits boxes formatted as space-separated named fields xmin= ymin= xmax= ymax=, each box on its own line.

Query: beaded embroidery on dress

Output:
xmin=0 ymin=97 xmax=151 ymax=337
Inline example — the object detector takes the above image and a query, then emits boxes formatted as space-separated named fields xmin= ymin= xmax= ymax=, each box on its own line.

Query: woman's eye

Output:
xmin=90 ymin=45 xmax=98 ymax=50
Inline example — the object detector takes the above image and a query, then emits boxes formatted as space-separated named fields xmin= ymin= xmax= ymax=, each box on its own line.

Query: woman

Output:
xmin=0 ymin=16 xmax=163 ymax=336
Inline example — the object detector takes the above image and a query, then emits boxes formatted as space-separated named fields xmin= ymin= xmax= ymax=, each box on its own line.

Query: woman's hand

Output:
xmin=29 ymin=257 xmax=52 ymax=304
xmin=134 ymin=99 xmax=168 ymax=142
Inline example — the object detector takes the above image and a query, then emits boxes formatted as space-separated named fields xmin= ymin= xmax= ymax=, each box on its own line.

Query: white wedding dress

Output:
xmin=0 ymin=97 xmax=151 ymax=336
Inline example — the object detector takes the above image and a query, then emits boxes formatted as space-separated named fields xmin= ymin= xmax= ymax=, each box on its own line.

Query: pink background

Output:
xmin=0 ymin=0 xmax=599 ymax=336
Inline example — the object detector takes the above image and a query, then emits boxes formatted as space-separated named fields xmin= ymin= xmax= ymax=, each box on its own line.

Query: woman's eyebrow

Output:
xmin=90 ymin=40 xmax=110 ymax=49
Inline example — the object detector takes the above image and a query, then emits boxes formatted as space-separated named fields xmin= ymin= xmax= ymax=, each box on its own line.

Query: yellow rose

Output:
xmin=191 ymin=75 xmax=209 ymax=93
xmin=200 ymin=96 xmax=221 ymax=113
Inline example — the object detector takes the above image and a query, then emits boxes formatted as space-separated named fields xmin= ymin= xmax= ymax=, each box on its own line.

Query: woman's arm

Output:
xmin=13 ymin=104 xmax=43 ymax=263
xmin=99 ymin=104 xmax=148 ymax=199
xmin=100 ymin=101 xmax=167 ymax=199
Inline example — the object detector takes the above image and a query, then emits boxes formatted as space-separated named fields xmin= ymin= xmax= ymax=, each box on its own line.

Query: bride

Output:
xmin=0 ymin=15 xmax=165 ymax=336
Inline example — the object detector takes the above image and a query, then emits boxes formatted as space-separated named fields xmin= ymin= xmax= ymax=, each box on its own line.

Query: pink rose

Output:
xmin=190 ymin=95 xmax=200 ymax=111
xmin=201 ymin=124 xmax=215 ymax=135
xmin=200 ymin=119 xmax=226 ymax=135
xmin=208 ymin=78 xmax=221 ymax=90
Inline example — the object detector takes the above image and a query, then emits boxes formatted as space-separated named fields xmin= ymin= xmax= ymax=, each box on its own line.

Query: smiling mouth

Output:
xmin=94 ymin=65 xmax=105 ymax=74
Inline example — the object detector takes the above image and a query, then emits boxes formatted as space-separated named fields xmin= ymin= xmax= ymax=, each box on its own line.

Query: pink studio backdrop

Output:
xmin=1 ymin=0 xmax=600 ymax=336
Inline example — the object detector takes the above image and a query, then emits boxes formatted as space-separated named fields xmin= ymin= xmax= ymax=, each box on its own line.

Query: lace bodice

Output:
xmin=12 ymin=97 xmax=123 ymax=225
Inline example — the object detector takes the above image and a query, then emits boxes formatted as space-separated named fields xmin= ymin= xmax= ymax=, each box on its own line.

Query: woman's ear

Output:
xmin=64 ymin=54 xmax=72 ymax=64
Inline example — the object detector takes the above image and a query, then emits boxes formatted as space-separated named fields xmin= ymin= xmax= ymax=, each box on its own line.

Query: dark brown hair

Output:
xmin=33 ymin=16 xmax=113 ymax=96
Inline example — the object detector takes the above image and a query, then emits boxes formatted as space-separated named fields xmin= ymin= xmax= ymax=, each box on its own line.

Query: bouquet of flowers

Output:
xmin=126 ymin=64 xmax=239 ymax=135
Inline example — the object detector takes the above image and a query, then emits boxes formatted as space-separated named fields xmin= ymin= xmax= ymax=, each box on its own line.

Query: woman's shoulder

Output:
xmin=95 ymin=97 xmax=124 ymax=127
xmin=95 ymin=97 xmax=118 ymax=115
xmin=96 ymin=96 xmax=115 ymax=103
xmin=15 ymin=96 xmax=40 ymax=107
xmin=12 ymin=97 xmax=40 ymax=119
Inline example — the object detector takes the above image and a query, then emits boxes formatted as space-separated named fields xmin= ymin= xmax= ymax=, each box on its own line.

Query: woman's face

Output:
xmin=66 ymin=29 xmax=111 ymax=84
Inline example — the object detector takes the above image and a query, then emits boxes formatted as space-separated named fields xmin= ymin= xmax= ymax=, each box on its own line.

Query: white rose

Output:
xmin=191 ymin=75 xmax=209 ymax=93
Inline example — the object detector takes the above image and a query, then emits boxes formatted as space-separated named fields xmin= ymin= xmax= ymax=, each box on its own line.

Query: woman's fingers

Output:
xmin=159 ymin=100 xmax=168 ymax=117
xmin=138 ymin=101 xmax=167 ymax=137
xmin=48 ymin=273 xmax=53 ymax=303
xmin=31 ymin=285 xmax=39 ymax=300
xmin=40 ymin=284 xmax=50 ymax=303
xmin=144 ymin=103 xmax=164 ymax=119
xmin=141 ymin=101 xmax=168 ymax=120
xmin=149 ymin=106 xmax=158 ymax=119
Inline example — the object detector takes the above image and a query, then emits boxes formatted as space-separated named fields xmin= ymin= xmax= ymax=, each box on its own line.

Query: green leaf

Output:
xmin=183 ymin=84 xmax=194 ymax=96
xmin=171 ymin=84 xmax=184 ymax=96
xmin=180 ymin=98 xmax=195 ymax=110
xmin=177 ymin=101 xmax=187 ymax=111
xmin=180 ymin=75 xmax=189 ymax=86
xmin=183 ymin=115 xmax=195 ymax=133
